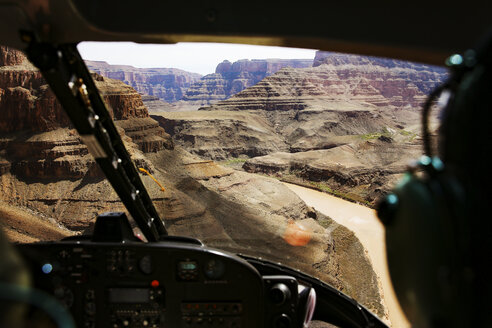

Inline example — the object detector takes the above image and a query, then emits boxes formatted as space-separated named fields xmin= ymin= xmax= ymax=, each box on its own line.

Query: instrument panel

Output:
xmin=17 ymin=241 xmax=311 ymax=328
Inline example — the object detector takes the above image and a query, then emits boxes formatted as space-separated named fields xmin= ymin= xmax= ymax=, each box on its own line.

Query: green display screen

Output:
xmin=179 ymin=261 xmax=197 ymax=271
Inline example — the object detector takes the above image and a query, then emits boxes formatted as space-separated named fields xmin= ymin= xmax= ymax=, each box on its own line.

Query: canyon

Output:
xmin=0 ymin=46 xmax=388 ymax=320
xmin=85 ymin=60 xmax=202 ymax=103
xmin=87 ymin=58 xmax=313 ymax=111
xmin=176 ymin=59 xmax=313 ymax=109
xmin=155 ymin=51 xmax=447 ymax=205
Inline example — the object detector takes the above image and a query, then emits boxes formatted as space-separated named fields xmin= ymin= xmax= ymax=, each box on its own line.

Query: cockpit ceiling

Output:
xmin=0 ymin=0 xmax=490 ymax=64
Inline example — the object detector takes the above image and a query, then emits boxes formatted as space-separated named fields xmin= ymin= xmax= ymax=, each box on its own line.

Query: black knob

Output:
xmin=274 ymin=314 xmax=291 ymax=328
xmin=84 ymin=302 xmax=96 ymax=316
xmin=85 ymin=289 xmax=95 ymax=300
xmin=270 ymin=283 xmax=291 ymax=305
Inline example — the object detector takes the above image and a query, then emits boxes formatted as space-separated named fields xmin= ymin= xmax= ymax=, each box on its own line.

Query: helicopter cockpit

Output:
xmin=0 ymin=1 xmax=490 ymax=327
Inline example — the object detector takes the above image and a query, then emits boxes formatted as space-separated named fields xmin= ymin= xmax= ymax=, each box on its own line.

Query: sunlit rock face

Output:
xmin=203 ymin=52 xmax=447 ymax=113
xmin=85 ymin=60 xmax=202 ymax=103
xmin=151 ymin=111 xmax=289 ymax=160
xmin=158 ymin=51 xmax=447 ymax=206
xmin=177 ymin=59 xmax=313 ymax=107
xmin=0 ymin=47 xmax=172 ymax=181
xmin=0 ymin=51 xmax=151 ymax=133
xmin=85 ymin=58 xmax=313 ymax=112
xmin=312 ymin=50 xmax=447 ymax=107
xmin=167 ymin=51 xmax=447 ymax=160
xmin=0 ymin=46 xmax=25 ymax=66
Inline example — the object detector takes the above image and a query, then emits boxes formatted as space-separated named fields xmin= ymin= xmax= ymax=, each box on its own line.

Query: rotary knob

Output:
xmin=274 ymin=314 xmax=292 ymax=328
xmin=269 ymin=283 xmax=291 ymax=305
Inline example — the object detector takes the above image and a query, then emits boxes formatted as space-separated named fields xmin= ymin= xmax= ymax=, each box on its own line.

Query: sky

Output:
xmin=77 ymin=42 xmax=317 ymax=76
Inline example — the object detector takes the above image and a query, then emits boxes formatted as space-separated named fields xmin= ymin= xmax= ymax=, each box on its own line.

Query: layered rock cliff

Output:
xmin=1 ymin=48 xmax=66 ymax=132
xmin=0 ymin=47 xmax=173 ymax=182
xmin=178 ymin=59 xmax=313 ymax=109
xmin=165 ymin=58 xmax=446 ymax=159
xmin=203 ymin=54 xmax=446 ymax=113
xmin=151 ymin=111 xmax=289 ymax=160
xmin=243 ymin=139 xmax=424 ymax=204
xmin=85 ymin=60 xmax=202 ymax=103
xmin=312 ymin=50 xmax=447 ymax=106
xmin=86 ymin=58 xmax=313 ymax=111
xmin=0 ymin=62 xmax=152 ymax=132
xmin=0 ymin=46 xmax=25 ymax=66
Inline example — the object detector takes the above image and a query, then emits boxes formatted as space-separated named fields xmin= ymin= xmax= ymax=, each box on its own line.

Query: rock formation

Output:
xmin=0 ymin=46 xmax=25 ymax=66
xmin=0 ymin=60 xmax=152 ymax=132
xmin=141 ymin=95 xmax=176 ymax=112
xmin=86 ymin=58 xmax=313 ymax=111
xmin=156 ymin=52 xmax=447 ymax=205
xmin=164 ymin=55 xmax=446 ymax=158
xmin=0 ymin=47 xmax=173 ymax=182
xmin=243 ymin=140 xmax=423 ymax=204
xmin=151 ymin=111 xmax=289 ymax=160
xmin=312 ymin=50 xmax=447 ymax=106
xmin=178 ymin=59 xmax=313 ymax=109
xmin=0 ymin=200 xmax=71 ymax=243
xmin=85 ymin=60 xmax=202 ymax=103
xmin=203 ymin=54 xmax=446 ymax=113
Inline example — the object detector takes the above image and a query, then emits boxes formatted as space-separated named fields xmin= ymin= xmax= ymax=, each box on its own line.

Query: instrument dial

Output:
xmin=204 ymin=259 xmax=225 ymax=280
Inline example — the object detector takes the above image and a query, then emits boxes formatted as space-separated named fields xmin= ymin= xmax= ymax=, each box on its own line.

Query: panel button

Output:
xmin=139 ymin=255 xmax=153 ymax=274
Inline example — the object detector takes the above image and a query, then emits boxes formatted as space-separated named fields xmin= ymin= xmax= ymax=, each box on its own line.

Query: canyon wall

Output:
xmin=1 ymin=56 xmax=152 ymax=132
xmin=85 ymin=60 xmax=202 ymax=103
xmin=86 ymin=58 xmax=313 ymax=111
xmin=178 ymin=59 xmax=313 ymax=108
xmin=0 ymin=46 xmax=25 ymax=66
xmin=203 ymin=53 xmax=447 ymax=113
xmin=312 ymin=50 xmax=448 ymax=105
xmin=157 ymin=52 xmax=447 ymax=204
xmin=164 ymin=54 xmax=447 ymax=157
xmin=0 ymin=47 xmax=173 ymax=181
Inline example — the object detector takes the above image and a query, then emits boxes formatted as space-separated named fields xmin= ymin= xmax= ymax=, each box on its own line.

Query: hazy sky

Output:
xmin=78 ymin=42 xmax=317 ymax=76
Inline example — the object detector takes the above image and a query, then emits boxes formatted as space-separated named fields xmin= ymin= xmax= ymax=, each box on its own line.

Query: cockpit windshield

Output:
xmin=0 ymin=41 xmax=448 ymax=327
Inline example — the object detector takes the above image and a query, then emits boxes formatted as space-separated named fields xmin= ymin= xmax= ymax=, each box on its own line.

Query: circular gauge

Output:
xmin=203 ymin=259 xmax=225 ymax=280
